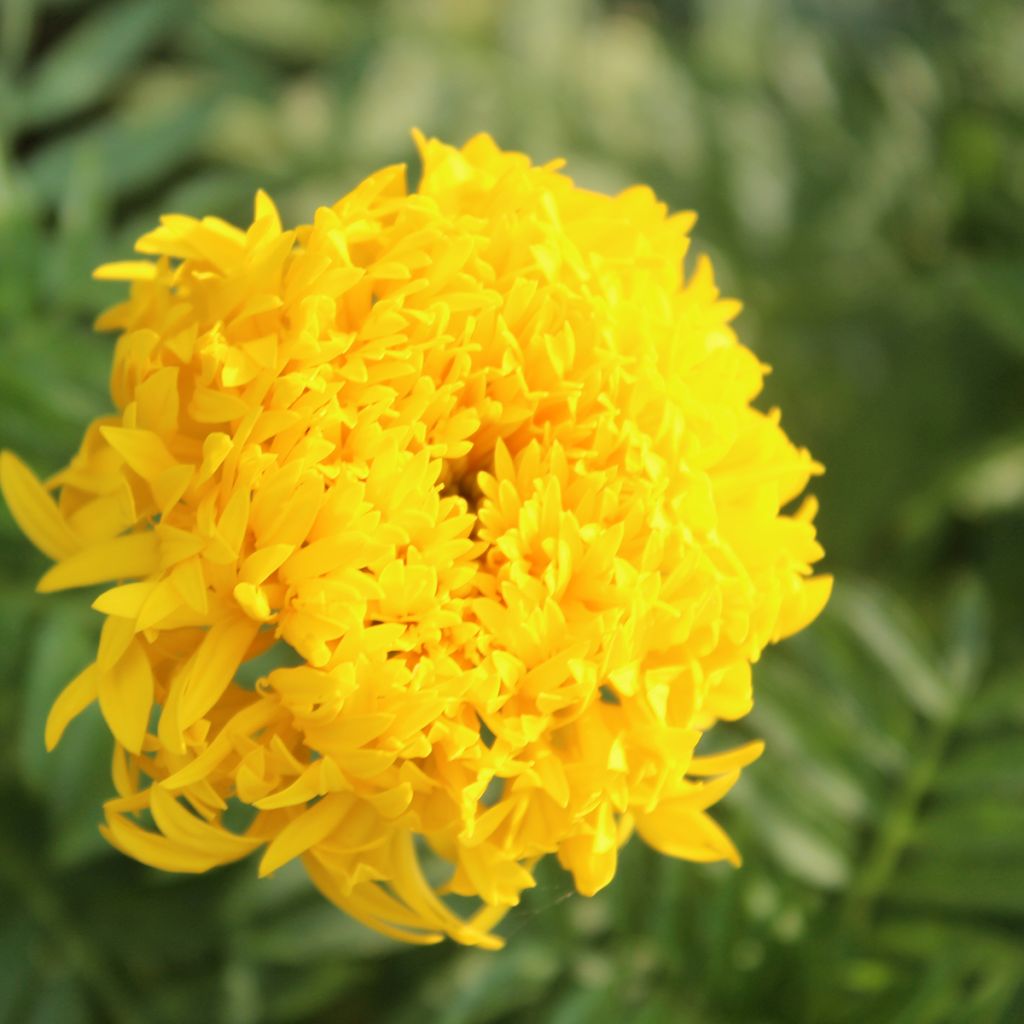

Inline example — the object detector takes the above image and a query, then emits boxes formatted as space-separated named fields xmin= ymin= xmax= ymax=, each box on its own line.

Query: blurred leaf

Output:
xmin=0 ymin=908 xmax=35 ymax=1024
xmin=402 ymin=944 xmax=562 ymax=1024
xmin=0 ymin=0 xmax=33 ymax=75
xmin=19 ymin=0 xmax=177 ymax=129
xmin=941 ymin=575 xmax=990 ymax=696
xmin=912 ymin=800 xmax=1024 ymax=855
xmin=24 ymin=95 xmax=213 ymax=205
xmin=946 ymin=434 xmax=1024 ymax=519
xmin=740 ymin=797 xmax=851 ymax=889
xmin=830 ymin=582 xmax=951 ymax=719
xmin=24 ymin=977 xmax=91 ymax=1024
xmin=951 ymin=969 xmax=1024 ymax=1024
xmin=206 ymin=0 xmax=353 ymax=61
xmin=17 ymin=601 xmax=97 ymax=792
xmin=46 ymin=704 xmax=113 ymax=868
xmin=958 ymin=258 xmax=1024 ymax=360
xmin=961 ymin=665 xmax=1024 ymax=732
xmin=262 ymin=961 xmax=357 ymax=1024
xmin=935 ymin=736 xmax=1024 ymax=797
xmin=230 ymin=899 xmax=398 ymax=965
xmin=891 ymin=857 xmax=1024 ymax=916
xmin=545 ymin=985 xmax=623 ymax=1024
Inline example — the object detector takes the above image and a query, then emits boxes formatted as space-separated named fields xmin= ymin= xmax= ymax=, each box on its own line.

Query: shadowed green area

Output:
xmin=2 ymin=1 xmax=1023 ymax=1021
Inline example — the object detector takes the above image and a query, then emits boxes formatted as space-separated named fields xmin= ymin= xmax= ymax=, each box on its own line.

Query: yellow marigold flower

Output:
xmin=1 ymin=132 xmax=831 ymax=948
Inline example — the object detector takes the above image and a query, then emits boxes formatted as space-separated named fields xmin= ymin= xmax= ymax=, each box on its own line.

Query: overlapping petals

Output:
xmin=0 ymin=133 xmax=831 ymax=947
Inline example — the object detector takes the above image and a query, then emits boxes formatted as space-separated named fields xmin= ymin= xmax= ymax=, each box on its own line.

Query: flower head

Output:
xmin=1 ymin=133 xmax=830 ymax=947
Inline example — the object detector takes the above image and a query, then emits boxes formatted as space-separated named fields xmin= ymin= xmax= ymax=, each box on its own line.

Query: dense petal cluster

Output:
xmin=1 ymin=133 xmax=830 ymax=947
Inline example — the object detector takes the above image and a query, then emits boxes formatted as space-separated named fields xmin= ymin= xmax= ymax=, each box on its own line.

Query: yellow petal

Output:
xmin=66 ymin=485 xmax=137 ymax=544
xmin=197 ymin=432 xmax=233 ymax=482
xmin=0 ymin=451 xmax=80 ymax=560
xmin=96 ymin=639 xmax=154 ymax=754
xmin=99 ymin=426 xmax=177 ymax=482
xmin=156 ymin=525 xmax=206 ymax=568
xmin=254 ymin=188 xmax=282 ymax=233
xmin=37 ymin=532 xmax=159 ymax=592
xmin=44 ymin=663 xmax=98 ymax=750
xmin=92 ymin=260 xmax=158 ymax=281
xmin=366 ymin=782 xmax=414 ymax=820
xmin=168 ymin=557 xmax=208 ymax=614
xmin=688 ymin=740 xmax=765 ymax=776
xmin=92 ymin=581 xmax=156 ymax=619
xmin=774 ymin=574 xmax=834 ymax=641
xmin=259 ymin=793 xmax=354 ymax=876
xmin=161 ymin=698 xmax=280 ymax=790
xmin=136 ymin=578 xmax=187 ymax=631
xmin=149 ymin=787 xmax=261 ymax=865
xmin=389 ymin=832 xmax=507 ymax=947
xmin=97 ymin=614 xmax=135 ymax=671
xmin=557 ymin=832 xmax=617 ymax=897
xmin=102 ymin=810 xmax=224 ymax=873
xmin=188 ymin=388 xmax=249 ymax=424
xmin=233 ymin=582 xmax=271 ymax=621
xmin=157 ymin=662 xmax=188 ymax=755
xmin=635 ymin=807 xmax=741 ymax=866
xmin=254 ymin=757 xmax=346 ymax=810
xmin=152 ymin=464 xmax=193 ymax=514
xmin=304 ymin=856 xmax=445 ymax=945
xmin=178 ymin=616 xmax=259 ymax=730
xmin=239 ymin=544 xmax=294 ymax=585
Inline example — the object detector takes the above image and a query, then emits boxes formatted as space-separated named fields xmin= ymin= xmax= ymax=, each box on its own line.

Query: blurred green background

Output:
xmin=2 ymin=0 xmax=1024 ymax=1021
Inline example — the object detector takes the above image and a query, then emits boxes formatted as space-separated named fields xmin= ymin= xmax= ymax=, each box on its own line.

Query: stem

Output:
xmin=802 ymin=701 xmax=961 ymax=1024
xmin=841 ymin=701 xmax=960 ymax=935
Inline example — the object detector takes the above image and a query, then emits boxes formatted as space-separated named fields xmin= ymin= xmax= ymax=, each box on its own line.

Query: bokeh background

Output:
xmin=2 ymin=1 xmax=1024 ymax=1021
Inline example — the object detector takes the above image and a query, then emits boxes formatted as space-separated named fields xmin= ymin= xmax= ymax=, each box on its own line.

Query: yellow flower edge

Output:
xmin=1 ymin=132 xmax=831 ymax=948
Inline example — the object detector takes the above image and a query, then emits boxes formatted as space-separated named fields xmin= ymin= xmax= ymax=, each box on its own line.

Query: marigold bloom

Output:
xmin=1 ymin=133 xmax=830 ymax=947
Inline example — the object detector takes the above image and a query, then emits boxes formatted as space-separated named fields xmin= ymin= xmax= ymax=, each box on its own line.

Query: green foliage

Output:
xmin=2 ymin=0 xmax=1023 ymax=1021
